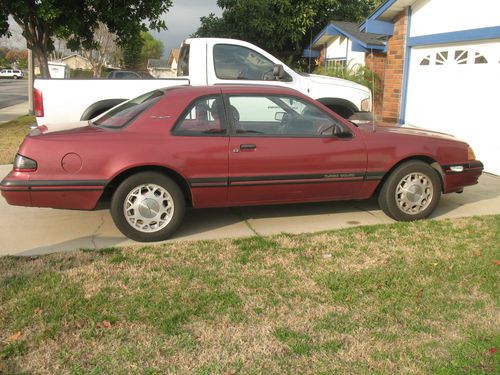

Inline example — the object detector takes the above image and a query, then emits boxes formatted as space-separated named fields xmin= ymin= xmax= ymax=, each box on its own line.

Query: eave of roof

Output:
xmin=360 ymin=0 xmax=417 ymax=28
xmin=308 ymin=22 xmax=387 ymax=52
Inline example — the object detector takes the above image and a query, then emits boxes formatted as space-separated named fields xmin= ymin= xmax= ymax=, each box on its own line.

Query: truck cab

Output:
xmin=178 ymin=38 xmax=372 ymax=118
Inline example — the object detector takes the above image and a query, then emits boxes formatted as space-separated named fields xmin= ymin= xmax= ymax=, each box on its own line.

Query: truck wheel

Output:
xmin=110 ymin=172 xmax=186 ymax=242
xmin=378 ymin=161 xmax=441 ymax=221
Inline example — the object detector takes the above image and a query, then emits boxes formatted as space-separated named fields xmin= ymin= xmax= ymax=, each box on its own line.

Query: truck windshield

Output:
xmin=93 ymin=90 xmax=163 ymax=128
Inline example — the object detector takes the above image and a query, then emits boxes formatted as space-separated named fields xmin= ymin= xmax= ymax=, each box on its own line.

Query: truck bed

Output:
xmin=34 ymin=78 xmax=190 ymax=126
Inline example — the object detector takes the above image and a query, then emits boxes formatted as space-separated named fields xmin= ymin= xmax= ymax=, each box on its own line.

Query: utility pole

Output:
xmin=28 ymin=49 xmax=34 ymax=115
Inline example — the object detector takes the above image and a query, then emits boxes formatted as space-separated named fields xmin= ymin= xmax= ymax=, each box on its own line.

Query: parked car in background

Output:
xmin=107 ymin=70 xmax=141 ymax=79
xmin=33 ymin=37 xmax=372 ymax=128
xmin=1 ymin=85 xmax=483 ymax=242
xmin=0 ymin=69 xmax=24 ymax=79
xmin=107 ymin=70 xmax=153 ymax=79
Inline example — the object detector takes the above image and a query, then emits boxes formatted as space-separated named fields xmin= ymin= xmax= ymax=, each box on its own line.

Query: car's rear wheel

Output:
xmin=378 ymin=161 xmax=441 ymax=221
xmin=110 ymin=172 xmax=185 ymax=242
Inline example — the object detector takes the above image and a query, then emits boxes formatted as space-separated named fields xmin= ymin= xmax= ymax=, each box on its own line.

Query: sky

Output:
xmin=152 ymin=0 xmax=222 ymax=58
xmin=2 ymin=1 xmax=222 ymax=56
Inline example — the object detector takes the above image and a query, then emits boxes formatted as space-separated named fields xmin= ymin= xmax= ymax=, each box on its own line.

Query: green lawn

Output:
xmin=1 ymin=216 xmax=499 ymax=374
xmin=0 ymin=115 xmax=34 ymax=164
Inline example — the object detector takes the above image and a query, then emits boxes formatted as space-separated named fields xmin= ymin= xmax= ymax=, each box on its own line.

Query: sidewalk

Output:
xmin=0 ymin=101 xmax=30 ymax=124
xmin=0 ymin=160 xmax=499 ymax=256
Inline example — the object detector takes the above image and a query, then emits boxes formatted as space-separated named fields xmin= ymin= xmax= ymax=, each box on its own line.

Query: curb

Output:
xmin=0 ymin=101 xmax=30 ymax=124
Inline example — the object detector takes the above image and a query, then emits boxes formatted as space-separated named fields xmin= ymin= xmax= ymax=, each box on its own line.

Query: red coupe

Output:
xmin=1 ymin=85 xmax=483 ymax=242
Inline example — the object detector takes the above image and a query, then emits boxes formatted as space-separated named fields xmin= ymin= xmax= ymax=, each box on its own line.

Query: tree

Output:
xmin=0 ymin=47 xmax=9 ymax=67
xmin=0 ymin=0 xmax=172 ymax=77
xmin=194 ymin=0 xmax=383 ymax=63
xmin=122 ymin=31 xmax=164 ymax=71
xmin=140 ymin=31 xmax=164 ymax=68
xmin=81 ymin=23 xmax=119 ymax=77
xmin=5 ymin=48 xmax=28 ymax=69
xmin=122 ymin=35 xmax=144 ymax=71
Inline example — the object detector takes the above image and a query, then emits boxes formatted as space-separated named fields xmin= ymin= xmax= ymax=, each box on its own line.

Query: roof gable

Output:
xmin=167 ymin=48 xmax=180 ymax=65
xmin=308 ymin=21 xmax=387 ymax=53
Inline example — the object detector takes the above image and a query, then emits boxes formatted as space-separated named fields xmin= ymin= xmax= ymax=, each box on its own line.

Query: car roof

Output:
xmin=163 ymin=84 xmax=305 ymax=97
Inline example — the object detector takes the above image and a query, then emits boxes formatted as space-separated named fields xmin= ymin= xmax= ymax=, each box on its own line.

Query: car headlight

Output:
xmin=361 ymin=98 xmax=371 ymax=112
xmin=467 ymin=146 xmax=476 ymax=161
xmin=14 ymin=154 xmax=37 ymax=172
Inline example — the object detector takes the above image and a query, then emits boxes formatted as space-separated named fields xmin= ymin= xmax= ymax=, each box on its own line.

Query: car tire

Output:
xmin=110 ymin=172 xmax=186 ymax=242
xmin=378 ymin=161 xmax=441 ymax=221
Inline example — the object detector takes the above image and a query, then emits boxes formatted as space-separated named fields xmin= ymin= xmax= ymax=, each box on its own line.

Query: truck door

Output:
xmin=206 ymin=42 xmax=300 ymax=91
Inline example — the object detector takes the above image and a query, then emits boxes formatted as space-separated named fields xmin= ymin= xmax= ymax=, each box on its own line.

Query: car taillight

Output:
xmin=34 ymin=88 xmax=44 ymax=117
xmin=361 ymin=98 xmax=371 ymax=112
xmin=467 ymin=146 xmax=476 ymax=161
xmin=13 ymin=154 xmax=37 ymax=172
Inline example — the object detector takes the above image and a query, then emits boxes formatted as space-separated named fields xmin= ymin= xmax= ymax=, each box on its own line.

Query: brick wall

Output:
xmin=365 ymin=52 xmax=386 ymax=120
xmin=381 ymin=9 xmax=408 ymax=123
xmin=318 ymin=46 xmax=326 ymax=66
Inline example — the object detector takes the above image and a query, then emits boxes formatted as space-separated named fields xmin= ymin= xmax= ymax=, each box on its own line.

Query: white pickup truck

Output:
xmin=34 ymin=38 xmax=372 ymax=128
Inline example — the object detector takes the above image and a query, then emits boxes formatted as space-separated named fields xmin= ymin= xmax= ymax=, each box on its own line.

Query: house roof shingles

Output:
xmin=329 ymin=21 xmax=387 ymax=46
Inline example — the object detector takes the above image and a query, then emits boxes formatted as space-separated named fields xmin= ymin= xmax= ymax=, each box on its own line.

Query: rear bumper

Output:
xmin=1 ymin=175 xmax=105 ymax=210
xmin=442 ymin=161 xmax=483 ymax=193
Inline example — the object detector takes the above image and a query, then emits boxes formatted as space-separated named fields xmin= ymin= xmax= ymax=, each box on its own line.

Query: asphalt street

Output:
xmin=0 ymin=79 xmax=28 ymax=109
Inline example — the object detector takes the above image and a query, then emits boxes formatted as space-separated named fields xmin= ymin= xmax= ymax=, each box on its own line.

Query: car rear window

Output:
xmin=177 ymin=44 xmax=190 ymax=77
xmin=93 ymin=90 xmax=163 ymax=128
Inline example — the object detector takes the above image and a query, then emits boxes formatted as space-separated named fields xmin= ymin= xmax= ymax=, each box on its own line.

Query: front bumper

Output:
xmin=442 ymin=161 xmax=483 ymax=193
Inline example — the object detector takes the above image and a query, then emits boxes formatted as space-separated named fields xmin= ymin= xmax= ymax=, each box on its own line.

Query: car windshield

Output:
xmin=93 ymin=90 xmax=164 ymax=128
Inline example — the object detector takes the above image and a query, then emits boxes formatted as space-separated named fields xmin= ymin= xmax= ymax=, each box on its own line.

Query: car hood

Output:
xmin=300 ymin=73 xmax=370 ymax=93
xmin=358 ymin=122 xmax=460 ymax=142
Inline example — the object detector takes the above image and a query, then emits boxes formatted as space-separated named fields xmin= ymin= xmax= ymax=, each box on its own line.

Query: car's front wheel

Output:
xmin=110 ymin=172 xmax=186 ymax=242
xmin=378 ymin=161 xmax=442 ymax=221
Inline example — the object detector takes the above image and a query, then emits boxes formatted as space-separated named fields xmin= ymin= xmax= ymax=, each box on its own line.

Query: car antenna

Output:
xmin=370 ymin=48 xmax=376 ymax=133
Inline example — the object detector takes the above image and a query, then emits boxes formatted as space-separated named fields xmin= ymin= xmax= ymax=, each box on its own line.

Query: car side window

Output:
xmin=227 ymin=95 xmax=349 ymax=137
xmin=173 ymin=95 xmax=228 ymax=136
xmin=214 ymin=44 xmax=278 ymax=81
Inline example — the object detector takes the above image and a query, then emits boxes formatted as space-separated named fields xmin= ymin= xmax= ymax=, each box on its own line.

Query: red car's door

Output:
xmin=169 ymin=94 xmax=230 ymax=207
xmin=225 ymin=94 xmax=367 ymax=205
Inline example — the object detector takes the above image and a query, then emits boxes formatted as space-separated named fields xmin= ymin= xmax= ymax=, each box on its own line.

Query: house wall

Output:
xmin=325 ymin=38 xmax=365 ymax=68
xmin=64 ymin=56 xmax=92 ymax=71
xmin=380 ymin=9 xmax=408 ymax=122
xmin=149 ymin=68 xmax=176 ymax=78
xmin=410 ymin=0 xmax=500 ymax=37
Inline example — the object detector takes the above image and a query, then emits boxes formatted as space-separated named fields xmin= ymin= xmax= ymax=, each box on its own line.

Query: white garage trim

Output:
xmin=408 ymin=25 xmax=500 ymax=47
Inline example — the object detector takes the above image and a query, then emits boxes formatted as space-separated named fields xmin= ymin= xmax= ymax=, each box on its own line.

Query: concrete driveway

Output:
xmin=1 ymin=163 xmax=499 ymax=256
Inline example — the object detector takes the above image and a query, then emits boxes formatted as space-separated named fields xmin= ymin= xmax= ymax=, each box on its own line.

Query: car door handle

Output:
xmin=240 ymin=144 xmax=256 ymax=150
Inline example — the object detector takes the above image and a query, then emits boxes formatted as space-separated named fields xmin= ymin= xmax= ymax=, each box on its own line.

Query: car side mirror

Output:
xmin=273 ymin=64 xmax=286 ymax=80
xmin=274 ymin=111 xmax=286 ymax=121
xmin=336 ymin=130 xmax=353 ymax=139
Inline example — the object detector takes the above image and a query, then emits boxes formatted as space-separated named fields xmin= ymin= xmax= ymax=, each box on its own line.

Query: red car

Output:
xmin=1 ymin=85 xmax=483 ymax=242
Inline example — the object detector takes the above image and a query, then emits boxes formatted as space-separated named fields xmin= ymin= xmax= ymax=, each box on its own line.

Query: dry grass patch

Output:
xmin=0 ymin=216 xmax=499 ymax=374
xmin=0 ymin=115 xmax=33 ymax=164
